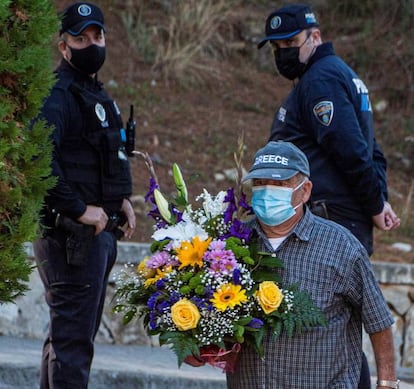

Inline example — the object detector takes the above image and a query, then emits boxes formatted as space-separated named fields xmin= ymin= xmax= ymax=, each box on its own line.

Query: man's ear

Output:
xmin=302 ymin=180 xmax=313 ymax=203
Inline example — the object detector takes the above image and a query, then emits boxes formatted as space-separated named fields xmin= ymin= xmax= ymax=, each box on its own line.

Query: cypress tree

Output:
xmin=0 ymin=0 xmax=58 ymax=302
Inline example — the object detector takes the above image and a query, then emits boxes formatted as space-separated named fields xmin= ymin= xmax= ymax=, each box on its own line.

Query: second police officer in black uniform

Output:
xmin=33 ymin=3 xmax=136 ymax=388
xmin=257 ymin=4 xmax=400 ymax=257
xmin=257 ymin=4 xmax=401 ymax=389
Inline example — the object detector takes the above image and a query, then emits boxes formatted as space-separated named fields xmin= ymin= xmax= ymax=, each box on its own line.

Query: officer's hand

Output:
xmin=121 ymin=198 xmax=136 ymax=239
xmin=77 ymin=205 xmax=108 ymax=235
xmin=372 ymin=202 xmax=400 ymax=231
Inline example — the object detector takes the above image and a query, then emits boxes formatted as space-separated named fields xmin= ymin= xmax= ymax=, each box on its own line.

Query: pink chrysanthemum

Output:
xmin=147 ymin=251 xmax=170 ymax=268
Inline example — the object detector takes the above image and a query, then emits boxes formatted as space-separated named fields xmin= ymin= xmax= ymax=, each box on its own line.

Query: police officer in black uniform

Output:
xmin=33 ymin=3 xmax=136 ymax=388
xmin=257 ymin=4 xmax=401 ymax=389
xmin=258 ymin=4 xmax=401 ymax=256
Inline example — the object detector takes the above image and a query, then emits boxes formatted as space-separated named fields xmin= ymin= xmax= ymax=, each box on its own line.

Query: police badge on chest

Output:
xmin=95 ymin=102 xmax=127 ymax=161
xmin=95 ymin=103 xmax=108 ymax=127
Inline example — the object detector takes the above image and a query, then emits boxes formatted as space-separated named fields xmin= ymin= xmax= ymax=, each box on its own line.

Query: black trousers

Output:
xmin=358 ymin=352 xmax=372 ymax=389
xmin=330 ymin=217 xmax=374 ymax=257
xmin=34 ymin=231 xmax=117 ymax=389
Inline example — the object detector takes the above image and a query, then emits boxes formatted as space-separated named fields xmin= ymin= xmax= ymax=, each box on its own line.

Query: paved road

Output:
xmin=0 ymin=336 xmax=412 ymax=388
xmin=0 ymin=335 xmax=225 ymax=388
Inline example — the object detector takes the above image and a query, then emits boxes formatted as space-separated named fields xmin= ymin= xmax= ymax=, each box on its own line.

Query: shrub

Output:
xmin=0 ymin=0 xmax=58 ymax=303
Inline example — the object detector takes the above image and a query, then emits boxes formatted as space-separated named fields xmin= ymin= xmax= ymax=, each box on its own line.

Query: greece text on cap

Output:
xmin=253 ymin=155 xmax=289 ymax=166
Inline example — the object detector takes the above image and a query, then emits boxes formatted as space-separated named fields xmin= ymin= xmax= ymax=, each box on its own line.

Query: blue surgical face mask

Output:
xmin=251 ymin=181 xmax=305 ymax=226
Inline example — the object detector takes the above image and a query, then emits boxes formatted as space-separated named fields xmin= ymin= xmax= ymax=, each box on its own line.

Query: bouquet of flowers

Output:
xmin=113 ymin=161 xmax=326 ymax=373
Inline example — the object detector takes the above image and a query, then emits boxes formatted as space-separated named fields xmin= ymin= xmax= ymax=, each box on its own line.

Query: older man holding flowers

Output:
xmin=227 ymin=141 xmax=398 ymax=389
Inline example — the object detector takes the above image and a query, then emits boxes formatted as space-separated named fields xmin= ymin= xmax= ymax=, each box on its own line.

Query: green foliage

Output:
xmin=122 ymin=0 xmax=238 ymax=85
xmin=150 ymin=239 xmax=170 ymax=253
xmin=159 ymin=331 xmax=200 ymax=367
xmin=250 ymin=250 xmax=283 ymax=286
xmin=269 ymin=284 xmax=328 ymax=339
xmin=225 ymin=236 xmax=251 ymax=260
xmin=0 ymin=0 xmax=58 ymax=303
xmin=121 ymin=3 xmax=156 ymax=64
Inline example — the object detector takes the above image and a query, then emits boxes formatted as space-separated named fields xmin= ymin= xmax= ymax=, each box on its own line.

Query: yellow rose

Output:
xmin=171 ymin=298 xmax=200 ymax=331
xmin=255 ymin=281 xmax=283 ymax=314
xmin=136 ymin=257 xmax=156 ymax=279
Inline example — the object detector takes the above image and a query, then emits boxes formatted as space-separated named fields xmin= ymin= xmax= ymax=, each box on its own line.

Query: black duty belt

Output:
xmin=50 ymin=212 xmax=126 ymax=240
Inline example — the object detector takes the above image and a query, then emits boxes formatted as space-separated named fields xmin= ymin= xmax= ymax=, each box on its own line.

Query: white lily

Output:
xmin=154 ymin=189 xmax=173 ymax=224
xmin=172 ymin=163 xmax=188 ymax=204
xmin=152 ymin=211 xmax=208 ymax=248
xmin=197 ymin=189 xmax=228 ymax=218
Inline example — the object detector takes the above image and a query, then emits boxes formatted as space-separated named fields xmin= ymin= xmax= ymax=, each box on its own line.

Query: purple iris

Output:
xmin=231 ymin=219 xmax=252 ymax=242
xmin=204 ymin=285 xmax=214 ymax=299
xmin=232 ymin=268 xmax=241 ymax=285
xmin=223 ymin=188 xmax=237 ymax=224
xmin=238 ymin=192 xmax=253 ymax=214
xmin=191 ymin=296 xmax=209 ymax=310
xmin=248 ymin=318 xmax=264 ymax=329
xmin=168 ymin=291 xmax=181 ymax=305
xmin=147 ymin=207 xmax=168 ymax=229
xmin=147 ymin=291 xmax=162 ymax=310
xmin=222 ymin=219 xmax=252 ymax=242
xmin=155 ymin=279 xmax=165 ymax=289
xmin=145 ymin=178 xmax=164 ymax=224
xmin=145 ymin=177 xmax=159 ymax=203
xmin=149 ymin=311 xmax=158 ymax=330
xmin=171 ymin=207 xmax=183 ymax=223
xmin=157 ymin=300 xmax=170 ymax=312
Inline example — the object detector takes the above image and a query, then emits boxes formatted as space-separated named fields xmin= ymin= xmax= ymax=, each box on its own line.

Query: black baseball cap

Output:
xmin=60 ymin=2 xmax=105 ymax=36
xmin=258 ymin=4 xmax=318 ymax=49
xmin=243 ymin=141 xmax=310 ymax=182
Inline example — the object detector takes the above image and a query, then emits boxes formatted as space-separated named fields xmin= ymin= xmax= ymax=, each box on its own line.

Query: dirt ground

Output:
xmin=54 ymin=1 xmax=414 ymax=263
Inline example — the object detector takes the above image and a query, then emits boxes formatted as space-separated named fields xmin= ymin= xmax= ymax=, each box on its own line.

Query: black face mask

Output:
xmin=273 ymin=32 xmax=311 ymax=80
xmin=68 ymin=44 xmax=106 ymax=75
xmin=274 ymin=47 xmax=307 ymax=80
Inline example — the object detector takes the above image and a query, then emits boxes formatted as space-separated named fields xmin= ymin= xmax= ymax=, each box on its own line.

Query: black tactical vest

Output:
xmin=59 ymin=80 xmax=131 ymax=205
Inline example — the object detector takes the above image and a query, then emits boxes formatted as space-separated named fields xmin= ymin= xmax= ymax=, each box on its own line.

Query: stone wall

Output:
xmin=1 ymin=242 xmax=413 ymax=376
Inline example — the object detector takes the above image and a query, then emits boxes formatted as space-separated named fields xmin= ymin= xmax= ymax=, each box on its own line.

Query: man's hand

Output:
xmin=77 ymin=205 xmax=108 ymax=235
xmin=121 ymin=198 xmax=136 ymax=239
xmin=372 ymin=202 xmax=401 ymax=231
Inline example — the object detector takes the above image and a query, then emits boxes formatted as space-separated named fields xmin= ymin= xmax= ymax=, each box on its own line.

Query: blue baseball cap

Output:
xmin=243 ymin=141 xmax=310 ymax=182
xmin=60 ymin=2 xmax=105 ymax=36
xmin=258 ymin=4 xmax=318 ymax=49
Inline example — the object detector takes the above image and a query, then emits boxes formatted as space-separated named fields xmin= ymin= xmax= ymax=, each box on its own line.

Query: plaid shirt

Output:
xmin=227 ymin=208 xmax=394 ymax=389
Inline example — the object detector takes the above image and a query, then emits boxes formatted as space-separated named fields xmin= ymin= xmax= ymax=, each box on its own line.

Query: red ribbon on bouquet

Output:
xmin=184 ymin=343 xmax=241 ymax=373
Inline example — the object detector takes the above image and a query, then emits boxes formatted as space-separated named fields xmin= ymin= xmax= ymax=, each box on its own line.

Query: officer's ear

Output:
xmin=58 ymin=37 xmax=66 ymax=51
xmin=310 ymin=28 xmax=322 ymax=45
xmin=58 ymin=36 xmax=70 ymax=60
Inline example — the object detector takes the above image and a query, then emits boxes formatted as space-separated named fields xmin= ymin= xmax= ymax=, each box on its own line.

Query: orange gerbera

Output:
xmin=176 ymin=236 xmax=212 ymax=269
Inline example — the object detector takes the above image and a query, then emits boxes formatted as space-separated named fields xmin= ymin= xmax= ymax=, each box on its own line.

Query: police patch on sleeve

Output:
xmin=95 ymin=103 xmax=106 ymax=122
xmin=313 ymin=101 xmax=334 ymax=126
